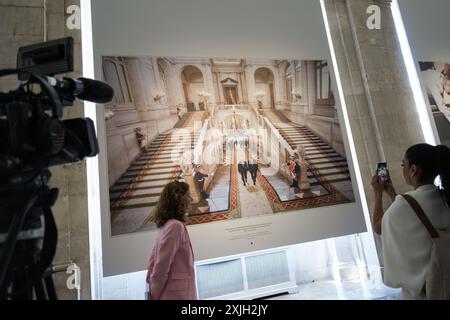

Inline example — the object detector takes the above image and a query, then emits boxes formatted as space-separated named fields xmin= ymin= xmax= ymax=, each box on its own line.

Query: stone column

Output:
xmin=213 ymin=72 xmax=222 ymax=104
xmin=288 ymin=61 xmax=308 ymax=122
xmin=147 ymin=59 xmax=163 ymax=107
xmin=217 ymin=72 xmax=225 ymax=104
xmin=290 ymin=60 xmax=296 ymax=102
xmin=291 ymin=61 xmax=303 ymax=114
xmin=244 ymin=64 xmax=256 ymax=105
xmin=325 ymin=0 xmax=425 ymax=192
xmin=132 ymin=57 xmax=170 ymax=120
xmin=0 ymin=0 xmax=95 ymax=299
xmin=306 ymin=61 xmax=316 ymax=116
xmin=239 ymin=71 xmax=248 ymax=105
xmin=202 ymin=63 xmax=216 ymax=104
xmin=274 ymin=66 xmax=284 ymax=109
xmin=123 ymin=57 xmax=151 ymax=112
xmin=165 ymin=63 xmax=180 ymax=107
xmin=300 ymin=61 xmax=308 ymax=106
xmin=322 ymin=0 xmax=426 ymax=260
xmin=151 ymin=57 xmax=164 ymax=96
xmin=171 ymin=65 xmax=186 ymax=107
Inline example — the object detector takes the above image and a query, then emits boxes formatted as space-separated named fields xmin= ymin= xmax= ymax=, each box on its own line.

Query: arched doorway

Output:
xmin=254 ymin=68 xmax=275 ymax=108
xmin=181 ymin=66 xmax=205 ymax=111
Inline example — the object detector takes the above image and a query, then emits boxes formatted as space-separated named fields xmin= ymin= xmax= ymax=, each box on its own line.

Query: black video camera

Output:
xmin=0 ymin=37 xmax=113 ymax=299
xmin=0 ymin=37 xmax=113 ymax=184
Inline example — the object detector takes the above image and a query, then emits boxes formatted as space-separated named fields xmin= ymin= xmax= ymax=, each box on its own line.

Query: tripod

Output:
xmin=0 ymin=170 xmax=59 ymax=300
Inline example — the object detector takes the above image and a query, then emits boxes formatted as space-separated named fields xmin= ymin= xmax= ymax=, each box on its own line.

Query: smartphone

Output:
xmin=376 ymin=162 xmax=388 ymax=184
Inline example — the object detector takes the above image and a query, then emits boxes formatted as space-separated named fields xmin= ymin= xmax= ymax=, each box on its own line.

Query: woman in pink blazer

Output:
xmin=146 ymin=181 xmax=197 ymax=300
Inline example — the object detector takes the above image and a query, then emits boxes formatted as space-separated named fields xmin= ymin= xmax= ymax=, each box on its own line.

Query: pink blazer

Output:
xmin=146 ymin=219 xmax=197 ymax=300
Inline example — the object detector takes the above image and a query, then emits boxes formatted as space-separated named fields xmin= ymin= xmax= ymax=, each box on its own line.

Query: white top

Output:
xmin=381 ymin=184 xmax=450 ymax=298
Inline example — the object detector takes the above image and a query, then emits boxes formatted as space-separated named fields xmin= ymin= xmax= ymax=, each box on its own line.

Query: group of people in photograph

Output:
xmin=237 ymin=158 xmax=259 ymax=186
xmin=225 ymin=135 xmax=249 ymax=150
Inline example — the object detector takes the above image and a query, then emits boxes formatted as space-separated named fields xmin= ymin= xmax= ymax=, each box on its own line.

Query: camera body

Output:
xmin=0 ymin=92 xmax=98 ymax=184
xmin=0 ymin=37 xmax=106 ymax=188
xmin=0 ymin=37 xmax=112 ymax=299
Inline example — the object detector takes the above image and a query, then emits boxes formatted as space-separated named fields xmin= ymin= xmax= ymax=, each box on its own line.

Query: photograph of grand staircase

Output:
xmin=103 ymin=55 xmax=358 ymax=236
xmin=257 ymin=110 xmax=353 ymax=212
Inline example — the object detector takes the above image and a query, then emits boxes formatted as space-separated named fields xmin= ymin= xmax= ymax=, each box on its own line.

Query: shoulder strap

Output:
xmin=401 ymin=194 xmax=439 ymax=239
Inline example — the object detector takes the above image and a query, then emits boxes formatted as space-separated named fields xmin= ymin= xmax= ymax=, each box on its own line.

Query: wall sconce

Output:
xmin=198 ymin=91 xmax=211 ymax=98
xmin=153 ymin=92 xmax=166 ymax=102
xmin=105 ymin=109 xmax=114 ymax=120
xmin=255 ymin=92 xmax=265 ymax=107
xmin=291 ymin=90 xmax=301 ymax=99
xmin=255 ymin=92 xmax=266 ymax=101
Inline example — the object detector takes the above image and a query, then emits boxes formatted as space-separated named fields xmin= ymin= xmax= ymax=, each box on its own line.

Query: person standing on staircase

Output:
xmin=194 ymin=164 xmax=209 ymax=199
xmin=238 ymin=160 xmax=249 ymax=186
xmin=146 ymin=181 xmax=197 ymax=300
xmin=287 ymin=155 xmax=300 ymax=190
xmin=248 ymin=157 xmax=259 ymax=186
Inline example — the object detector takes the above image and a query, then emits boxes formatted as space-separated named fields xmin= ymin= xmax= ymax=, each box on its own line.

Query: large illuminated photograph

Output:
xmin=419 ymin=61 xmax=450 ymax=147
xmin=103 ymin=57 xmax=355 ymax=236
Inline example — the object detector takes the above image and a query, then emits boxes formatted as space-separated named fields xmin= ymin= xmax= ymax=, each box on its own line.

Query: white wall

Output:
xmin=91 ymin=0 xmax=367 ymax=277
xmin=91 ymin=0 xmax=328 ymax=60
xmin=398 ymin=0 xmax=450 ymax=61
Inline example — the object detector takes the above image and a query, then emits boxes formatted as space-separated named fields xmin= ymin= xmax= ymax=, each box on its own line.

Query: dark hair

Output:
xmin=405 ymin=143 xmax=450 ymax=206
xmin=153 ymin=181 xmax=189 ymax=228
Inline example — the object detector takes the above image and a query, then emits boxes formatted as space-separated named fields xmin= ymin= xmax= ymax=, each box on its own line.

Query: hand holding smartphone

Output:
xmin=376 ymin=162 xmax=388 ymax=184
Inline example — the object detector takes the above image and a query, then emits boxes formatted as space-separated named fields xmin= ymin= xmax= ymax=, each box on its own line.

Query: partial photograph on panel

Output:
xmin=103 ymin=57 xmax=355 ymax=236
xmin=418 ymin=61 xmax=450 ymax=147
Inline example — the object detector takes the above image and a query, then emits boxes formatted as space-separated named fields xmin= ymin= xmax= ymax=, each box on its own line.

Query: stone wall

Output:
xmin=0 ymin=0 xmax=91 ymax=299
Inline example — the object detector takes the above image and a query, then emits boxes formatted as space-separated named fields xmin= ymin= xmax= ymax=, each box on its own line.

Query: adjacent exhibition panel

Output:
xmin=91 ymin=0 xmax=366 ymax=276
xmin=417 ymin=61 xmax=450 ymax=147
xmin=398 ymin=0 xmax=450 ymax=147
